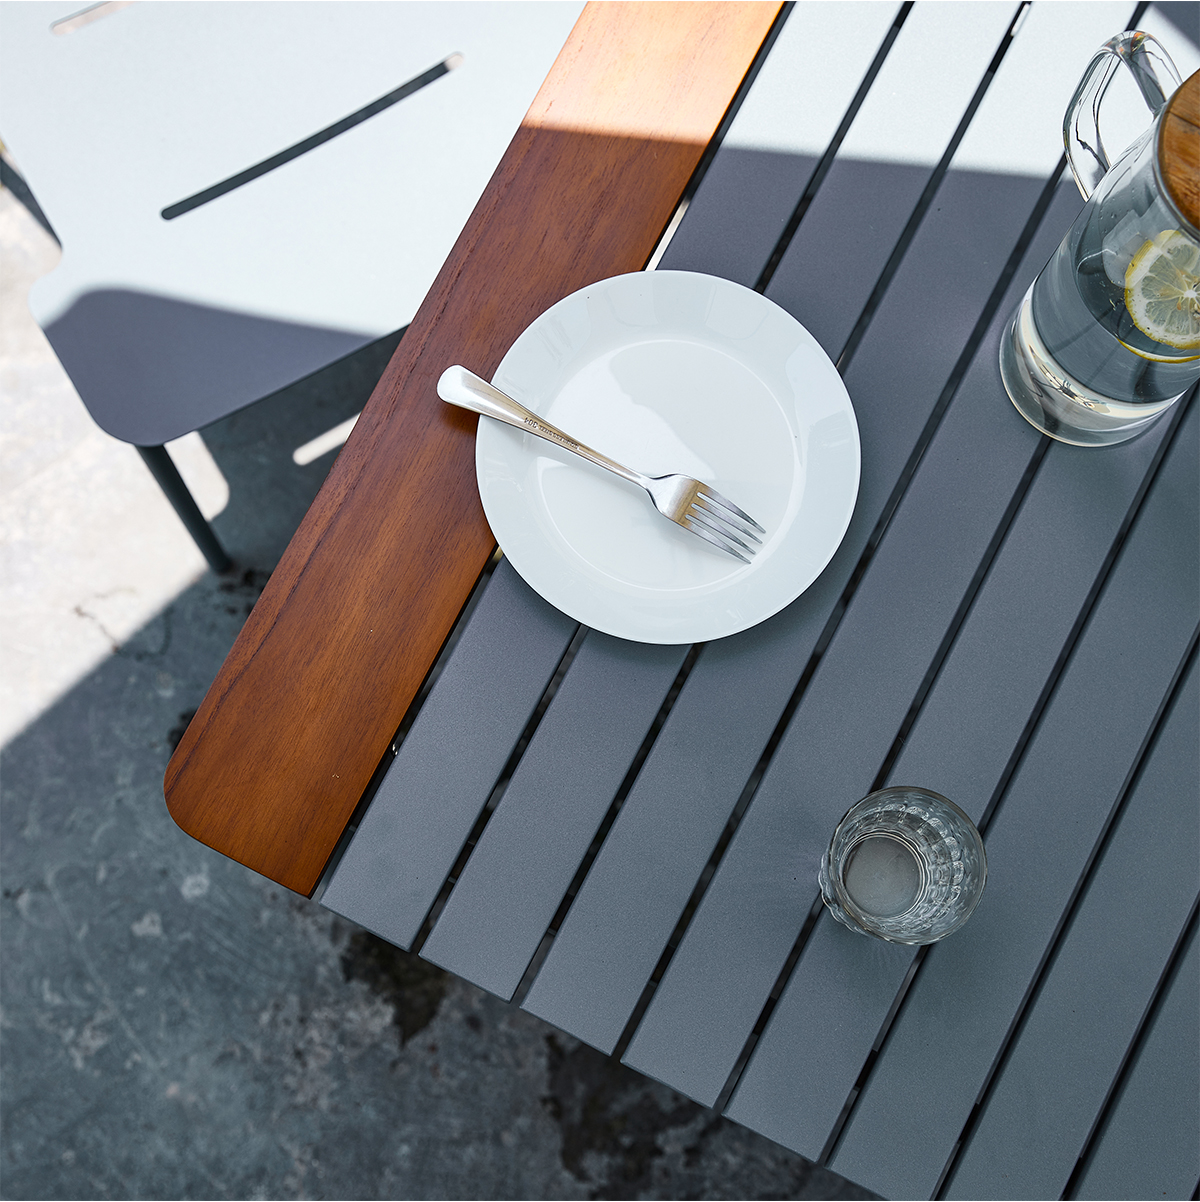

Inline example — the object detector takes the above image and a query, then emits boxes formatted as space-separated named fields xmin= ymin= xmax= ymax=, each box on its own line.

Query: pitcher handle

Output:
xmin=1064 ymin=30 xmax=1182 ymax=199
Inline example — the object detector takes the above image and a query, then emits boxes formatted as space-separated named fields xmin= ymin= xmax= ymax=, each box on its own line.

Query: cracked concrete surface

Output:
xmin=0 ymin=185 xmax=875 ymax=1200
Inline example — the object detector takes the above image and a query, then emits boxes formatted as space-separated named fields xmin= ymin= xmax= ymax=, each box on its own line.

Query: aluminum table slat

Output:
xmin=1072 ymin=922 xmax=1200 ymax=1201
xmin=721 ymin=180 xmax=1177 ymax=1156
xmin=619 ymin=0 xmax=1137 ymax=1107
xmin=660 ymin=2 xmax=903 ymax=289
xmin=314 ymin=5 xmax=1200 ymax=1196
xmin=420 ymin=633 xmax=688 ymax=998
xmin=320 ymin=559 xmax=578 ymax=947
xmin=944 ymin=656 xmax=1198 ymax=1200
xmin=761 ymin=0 xmax=1020 ymax=359
xmin=513 ymin=0 xmax=1015 ymax=1056
xmin=828 ymin=400 xmax=1200 ymax=1199
xmin=521 ymin=69 xmax=1020 ymax=1079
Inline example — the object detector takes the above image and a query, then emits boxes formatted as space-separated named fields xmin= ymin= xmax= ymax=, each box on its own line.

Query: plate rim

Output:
xmin=477 ymin=270 xmax=860 ymax=644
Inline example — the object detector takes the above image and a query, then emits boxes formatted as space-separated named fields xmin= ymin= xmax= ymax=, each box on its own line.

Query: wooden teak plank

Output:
xmin=163 ymin=1 xmax=784 ymax=895
xmin=319 ymin=560 xmax=577 ymax=948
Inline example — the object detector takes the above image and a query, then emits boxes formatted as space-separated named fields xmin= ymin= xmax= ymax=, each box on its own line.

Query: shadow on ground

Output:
xmin=1 ymin=338 xmax=875 ymax=1200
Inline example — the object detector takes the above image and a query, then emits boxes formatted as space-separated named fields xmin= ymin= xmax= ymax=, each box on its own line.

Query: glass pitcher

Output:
xmin=1000 ymin=33 xmax=1199 ymax=447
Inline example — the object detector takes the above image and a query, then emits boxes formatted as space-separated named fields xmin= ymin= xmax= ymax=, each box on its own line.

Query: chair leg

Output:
xmin=136 ymin=444 xmax=233 ymax=574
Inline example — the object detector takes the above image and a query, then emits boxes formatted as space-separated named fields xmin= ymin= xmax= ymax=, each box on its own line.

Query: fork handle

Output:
xmin=438 ymin=366 xmax=643 ymax=487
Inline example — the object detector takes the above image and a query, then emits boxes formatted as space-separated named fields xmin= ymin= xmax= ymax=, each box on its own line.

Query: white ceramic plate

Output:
xmin=479 ymin=271 xmax=860 ymax=644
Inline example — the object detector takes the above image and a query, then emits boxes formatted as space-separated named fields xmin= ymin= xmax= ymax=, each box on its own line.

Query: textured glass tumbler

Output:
xmin=818 ymin=787 xmax=987 ymax=945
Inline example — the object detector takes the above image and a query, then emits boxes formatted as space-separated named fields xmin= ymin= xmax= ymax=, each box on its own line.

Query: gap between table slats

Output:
xmin=418 ymin=634 xmax=690 ymax=997
xmin=1068 ymin=911 xmax=1200 ymax=1201
xmin=519 ymin=0 xmax=1026 ymax=1061
xmin=718 ymin=187 xmax=1187 ymax=1164
xmin=335 ymin=0 xmax=945 ymax=1005
xmin=616 ymin=0 xmax=1076 ymax=1106
xmin=663 ymin=1 xmax=910 ymax=292
xmin=944 ymin=647 xmax=1198 ymax=1198
xmin=317 ymin=0 xmax=794 ymax=936
xmin=826 ymin=397 xmax=1199 ymax=1200
xmin=319 ymin=559 xmax=579 ymax=947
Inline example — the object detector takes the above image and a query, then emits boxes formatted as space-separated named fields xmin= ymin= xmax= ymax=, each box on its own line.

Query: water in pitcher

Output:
xmin=1030 ymin=132 xmax=1200 ymax=406
xmin=1010 ymin=126 xmax=1200 ymax=442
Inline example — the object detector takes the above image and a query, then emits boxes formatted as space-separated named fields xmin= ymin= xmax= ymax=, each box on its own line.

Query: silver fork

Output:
xmin=438 ymin=365 xmax=764 ymax=563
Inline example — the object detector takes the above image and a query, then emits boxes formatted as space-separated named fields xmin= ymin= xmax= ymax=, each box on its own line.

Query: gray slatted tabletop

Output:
xmin=320 ymin=3 xmax=1200 ymax=1197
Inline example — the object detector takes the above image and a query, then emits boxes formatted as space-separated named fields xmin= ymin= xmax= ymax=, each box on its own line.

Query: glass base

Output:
xmin=819 ymin=787 xmax=987 ymax=945
xmin=999 ymin=282 xmax=1182 ymax=448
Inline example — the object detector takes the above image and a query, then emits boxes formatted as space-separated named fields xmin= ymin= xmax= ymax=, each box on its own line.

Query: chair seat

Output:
xmin=0 ymin=0 xmax=583 ymax=444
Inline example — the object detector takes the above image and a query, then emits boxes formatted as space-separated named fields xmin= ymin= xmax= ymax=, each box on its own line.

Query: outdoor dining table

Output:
xmin=163 ymin=3 xmax=1199 ymax=1198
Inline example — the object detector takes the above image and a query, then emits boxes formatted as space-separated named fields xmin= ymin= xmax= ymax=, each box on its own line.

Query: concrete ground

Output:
xmin=0 ymin=183 xmax=876 ymax=1200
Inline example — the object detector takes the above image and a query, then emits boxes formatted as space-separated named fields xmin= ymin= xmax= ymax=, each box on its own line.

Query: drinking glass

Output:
xmin=818 ymin=787 xmax=987 ymax=945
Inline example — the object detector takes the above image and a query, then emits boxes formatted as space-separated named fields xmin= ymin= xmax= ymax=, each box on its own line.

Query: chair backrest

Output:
xmin=0 ymin=1 xmax=583 ymax=444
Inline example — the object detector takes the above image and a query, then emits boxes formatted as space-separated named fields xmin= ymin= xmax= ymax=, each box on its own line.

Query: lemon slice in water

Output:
xmin=1124 ymin=229 xmax=1200 ymax=353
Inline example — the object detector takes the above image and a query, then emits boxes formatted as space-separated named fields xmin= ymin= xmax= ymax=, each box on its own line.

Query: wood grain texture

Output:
xmin=1159 ymin=69 xmax=1199 ymax=230
xmin=163 ymin=1 xmax=783 ymax=896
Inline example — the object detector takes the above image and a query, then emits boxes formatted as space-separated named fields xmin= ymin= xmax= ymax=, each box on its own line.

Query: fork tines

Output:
xmin=686 ymin=486 xmax=765 ymax=563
